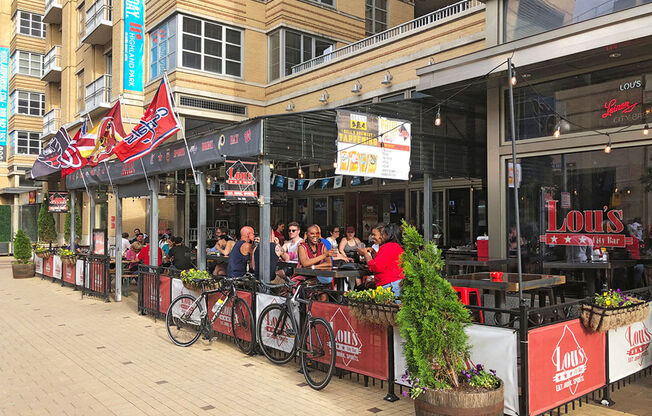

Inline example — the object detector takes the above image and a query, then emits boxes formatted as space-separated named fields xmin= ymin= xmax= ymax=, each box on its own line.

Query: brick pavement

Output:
xmin=1 ymin=257 xmax=650 ymax=416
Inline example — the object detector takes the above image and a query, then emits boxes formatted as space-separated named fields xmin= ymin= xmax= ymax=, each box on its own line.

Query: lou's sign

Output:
xmin=539 ymin=200 xmax=633 ymax=248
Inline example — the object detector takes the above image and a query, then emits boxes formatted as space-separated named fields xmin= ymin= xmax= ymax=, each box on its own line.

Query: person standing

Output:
xmin=227 ymin=226 xmax=255 ymax=278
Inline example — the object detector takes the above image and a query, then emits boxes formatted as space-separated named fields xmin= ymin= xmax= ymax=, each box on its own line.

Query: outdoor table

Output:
xmin=443 ymin=257 xmax=511 ymax=275
xmin=294 ymin=266 xmax=369 ymax=292
xmin=542 ymin=259 xmax=635 ymax=295
xmin=445 ymin=272 xmax=566 ymax=325
xmin=206 ymin=253 xmax=229 ymax=264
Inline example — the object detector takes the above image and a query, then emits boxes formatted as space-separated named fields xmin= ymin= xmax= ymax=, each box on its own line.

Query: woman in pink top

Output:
xmin=358 ymin=223 xmax=404 ymax=297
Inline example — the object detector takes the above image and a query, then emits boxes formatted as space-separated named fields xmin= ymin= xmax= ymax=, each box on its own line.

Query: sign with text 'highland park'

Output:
xmin=123 ymin=0 xmax=144 ymax=91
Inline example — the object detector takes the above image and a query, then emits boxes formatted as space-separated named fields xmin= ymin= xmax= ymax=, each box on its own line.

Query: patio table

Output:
xmin=294 ymin=266 xmax=369 ymax=292
xmin=542 ymin=259 xmax=635 ymax=295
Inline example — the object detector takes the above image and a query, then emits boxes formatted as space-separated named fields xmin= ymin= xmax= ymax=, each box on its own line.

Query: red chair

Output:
xmin=453 ymin=287 xmax=484 ymax=323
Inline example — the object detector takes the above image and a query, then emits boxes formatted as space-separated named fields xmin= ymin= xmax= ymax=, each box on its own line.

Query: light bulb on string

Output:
xmin=434 ymin=107 xmax=441 ymax=127
xmin=510 ymin=64 xmax=517 ymax=86
xmin=333 ymin=160 xmax=337 ymax=168
xmin=269 ymin=161 xmax=274 ymax=170
xmin=553 ymin=122 xmax=561 ymax=138
xmin=604 ymin=135 xmax=612 ymax=154
xmin=644 ymin=123 xmax=649 ymax=135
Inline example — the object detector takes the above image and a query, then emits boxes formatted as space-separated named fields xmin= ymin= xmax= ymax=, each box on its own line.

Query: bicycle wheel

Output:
xmin=256 ymin=303 xmax=297 ymax=365
xmin=166 ymin=294 xmax=204 ymax=347
xmin=231 ymin=297 xmax=255 ymax=355
xmin=300 ymin=317 xmax=336 ymax=390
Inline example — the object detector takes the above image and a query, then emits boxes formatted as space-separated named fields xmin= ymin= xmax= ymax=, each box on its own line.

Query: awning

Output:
xmin=0 ymin=186 xmax=41 ymax=194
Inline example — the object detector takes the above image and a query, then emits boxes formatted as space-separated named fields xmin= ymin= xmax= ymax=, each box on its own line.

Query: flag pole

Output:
xmin=164 ymin=71 xmax=199 ymax=185
xmin=119 ymin=93 xmax=151 ymax=191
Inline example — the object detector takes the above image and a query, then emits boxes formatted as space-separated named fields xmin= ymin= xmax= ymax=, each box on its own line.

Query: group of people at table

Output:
xmin=114 ymin=223 xmax=406 ymax=297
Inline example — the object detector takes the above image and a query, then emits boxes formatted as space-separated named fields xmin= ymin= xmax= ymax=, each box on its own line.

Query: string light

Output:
xmin=644 ymin=123 xmax=649 ymax=135
xmin=510 ymin=64 xmax=517 ymax=86
xmin=604 ymin=134 xmax=612 ymax=154
xmin=434 ymin=106 xmax=441 ymax=127
xmin=269 ymin=161 xmax=274 ymax=170
xmin=333 ymin=160 xmax=337 ymax=168
xmin=553 ymin=121 xmax=561 ymax=138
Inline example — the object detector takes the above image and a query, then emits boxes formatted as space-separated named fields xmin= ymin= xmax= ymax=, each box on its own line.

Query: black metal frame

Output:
xmin=138 ymin=264 xmax=162 ymax=319
xmin=82 ymin=254 xmax=110 ymax=302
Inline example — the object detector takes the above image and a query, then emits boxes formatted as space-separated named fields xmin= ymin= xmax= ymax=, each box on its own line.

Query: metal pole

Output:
xmin=115 ymin=190 xmax=122 ymax=301
xmin=89 ymin=190 xmax=96 ymax=239
xmin=507 ymin=58 xmax=524 ymax=304
xmin=259 ymin=160 xmax=271 ymax=283
xmin=423 ymin=173 xmax=433 ymax=242
xmin=149 ymin=177 xmax=159 ymax=266
xmin=70 ymin=191 xmax=76 ymax=246
xmin=197 ymin=171 xmax=206 ymax=271
xmin=184 ymin=176 xmax=190 ymax=244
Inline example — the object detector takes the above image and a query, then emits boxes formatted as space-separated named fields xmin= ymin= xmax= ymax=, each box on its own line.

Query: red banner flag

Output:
xmin=60 ymin=123 xmax=89 ymax=178
xmin=113 ymin=79 xmax=181 ymax=163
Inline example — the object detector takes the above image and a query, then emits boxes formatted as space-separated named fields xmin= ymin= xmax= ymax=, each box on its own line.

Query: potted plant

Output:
xmin=344 ymin=286 xmax=398 ymax=326
xmin=12 ymin=229 xmax=35 ymax=278
xmin=37 ymin=198 xmax=57 ymax=245
xmin=58 ymin=248 xmax=77 ymax=265
xmin=581 ymin=289 xmax=650 ymax=332
xmin=397 ymin=221 xmax=503 ymax=416
xmin=180 ymin=269 xmax=216 ymax=290
xmin=34 ymin=246 xmax=51 ymax=259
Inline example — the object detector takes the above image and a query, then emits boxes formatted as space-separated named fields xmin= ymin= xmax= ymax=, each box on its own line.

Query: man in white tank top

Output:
xmin=280 ymin=222 xmax=302 ymax=262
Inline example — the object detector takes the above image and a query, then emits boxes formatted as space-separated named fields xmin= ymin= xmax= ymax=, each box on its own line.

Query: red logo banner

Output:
xmin=206 ymin=291 xmax=253 ymax=341
xmin=62 ymin=262 xmax=75 ymax=285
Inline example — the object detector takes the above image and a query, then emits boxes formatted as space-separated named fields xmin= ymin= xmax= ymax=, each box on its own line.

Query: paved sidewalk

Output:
xmin=0 ymin=259 xmax=411 ymax=416
xmin=1 ymin=257 xmax=649 ymax=416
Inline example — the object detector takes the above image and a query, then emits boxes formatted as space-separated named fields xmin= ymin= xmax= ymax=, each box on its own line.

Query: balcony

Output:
xmin=42 ymin=108 xmax=61 ymax=139
xmin=41 ymin=46 xmax=62 ymax=83
xmin=290 ymin=0 xmax=484 ymax=75
xmin=43 ymin=0 xmax=63 ymax=24
xmin=82 ymin=0 xmax=113 ymax=45
xmin=85 ymin=74 xmax=111 ymax=115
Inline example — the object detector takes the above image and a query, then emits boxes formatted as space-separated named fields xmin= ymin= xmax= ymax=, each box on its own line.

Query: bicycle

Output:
xmin=256 ymin=278 xmax=336 ymax=390
xmin=166 ymin=276 xmax=255 ymax=355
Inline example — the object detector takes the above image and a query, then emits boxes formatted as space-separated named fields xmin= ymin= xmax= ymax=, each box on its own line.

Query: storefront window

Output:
xmin=503 ymin=0 xmax=652 ymax=43
xmin=505 ymin=62 xmax=652 ymax=141
xmin=507 ymin=146 xmax=651 ymax=267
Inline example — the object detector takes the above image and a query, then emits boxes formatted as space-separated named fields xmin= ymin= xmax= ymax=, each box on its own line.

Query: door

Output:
xmin=447 ymin=188 xmax=471 ymax=247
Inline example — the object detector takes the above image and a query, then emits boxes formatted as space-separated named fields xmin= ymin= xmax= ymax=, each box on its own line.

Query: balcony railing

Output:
xmin=42 ymin=45 xmax=62 ymax=82
xmin=290 ymin=0 xmax=484 ymax=75
xmin=44 ymin=0 xmax=63 ymax=24
xmin=42 ymin=108 xmax=61 ymax=138
xmin=85 ymin=74 xmax=111 ymax=112
xmin=84 ymin=0 xmax=113 ymax=44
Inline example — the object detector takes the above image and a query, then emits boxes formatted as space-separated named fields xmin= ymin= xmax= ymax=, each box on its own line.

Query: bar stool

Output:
xmin=452 ymin=287 xmax=484 ymax=323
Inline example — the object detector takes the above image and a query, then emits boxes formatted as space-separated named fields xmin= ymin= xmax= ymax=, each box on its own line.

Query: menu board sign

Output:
xmin=48 ymin=192 xmax=68 ymax=213
xmin=335 ymin=111 xmax=411 ymax=180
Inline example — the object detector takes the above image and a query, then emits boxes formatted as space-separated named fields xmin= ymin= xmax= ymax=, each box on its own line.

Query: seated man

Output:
xmin=209 ymin=235 xmax=235 ymax=256
xmin=252 ymin=228 xmax=284 ymax=283
xmin=168 ymin=237 xmax=193 ymax=271
xmin=227 ymin=226 xmax=255 ymax=278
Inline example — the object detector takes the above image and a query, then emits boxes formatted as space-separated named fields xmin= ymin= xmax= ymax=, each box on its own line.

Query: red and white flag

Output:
xmin=86 ymin=101 xmax=128 ymax=166
xmin=113 ymin=79 xmax=181 ymax=163
xmin=60 ymin=122 xmax=89 ymax=178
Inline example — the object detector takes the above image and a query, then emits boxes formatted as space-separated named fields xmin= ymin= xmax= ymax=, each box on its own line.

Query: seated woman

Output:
xmin=125 ymin=242 xmax=142 ymax=272
xmin=295 ymin=224 xmax=338 ymax=285
xmin=358 ymin=223 xmax=404 ymax=297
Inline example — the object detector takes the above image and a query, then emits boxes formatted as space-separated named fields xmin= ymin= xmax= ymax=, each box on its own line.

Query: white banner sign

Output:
xmin=336 ymin=111 xmax=411 ymax=180
xmin=170 ymin=278 xmax=203 ymax=320
xmin=394 ymin=324 xmax=519 ymax=416
xmin=34 ymin=255 xmax=43 ymax=274
xmin=256 ymin=293 xmax=299 ymax=354
xmin=608 ymin=303 xmax=652 ymax=382
xmin=53 ymin=255 xmax=62 ymax=280
xmin=75 ymin=259 xmax=84 ymax=286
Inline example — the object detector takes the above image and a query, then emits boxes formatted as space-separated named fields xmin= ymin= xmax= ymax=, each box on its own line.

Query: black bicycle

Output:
xmin=166 ymin=276 xmax=255 ymax=355
xmin=256 ymin=278 xmax=336 ymax=390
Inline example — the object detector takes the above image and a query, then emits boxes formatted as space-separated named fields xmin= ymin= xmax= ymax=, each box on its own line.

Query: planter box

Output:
xmin=348 ymin=299 xmax=398 ymax=326
xmin=414 ymin=380 xmax=504 ymax=416
xmin=12 ymin=262 xmax=35 ymax=279
xmin=581 ymin=300 xmax=650 ymax=332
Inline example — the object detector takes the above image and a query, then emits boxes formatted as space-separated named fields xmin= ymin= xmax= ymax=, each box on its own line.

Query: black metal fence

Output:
xmin=82 ymin=255 xmax=111 ymax=302
xmin=138 ymin=265 xmax=162 ymax=319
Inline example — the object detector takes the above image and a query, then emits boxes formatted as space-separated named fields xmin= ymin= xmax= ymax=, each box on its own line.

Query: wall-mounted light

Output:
xmin=381 ymin=71 xmax=393 ymax=86
xmin=319 ymin=90 xmax=329 ymax=103
xmin=285 ymin=101 xmax=295 ymax=111
xmin=351 ymin=80 xmax=362 ymax=94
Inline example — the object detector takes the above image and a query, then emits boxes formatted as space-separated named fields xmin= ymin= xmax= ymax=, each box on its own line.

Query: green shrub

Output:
xmin=63 ymin=197 xmax=81 ymax=242
xmin=13 ymin=229 xmax=32 ymax=264
xmin=397 ymin=220 xmax=471 ymax=391
xmin=37 ymin=198 xmax=57 ymax=243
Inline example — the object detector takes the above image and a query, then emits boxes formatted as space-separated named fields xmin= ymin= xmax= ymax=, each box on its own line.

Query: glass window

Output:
xmin=150 ymin=15 xmax=177 ymax=79
xmin=180 ymin=15 xmax=242 ymax=77
xmin=366 ymin=0 xmax=388 ymax=36
xmin=269 ymin=31 xmax=280 ymax=81
xmin=78 ymin=3 xmax=85 ymax=44
xmin=10 ymin=91 xmax=44 ymax=116
xmin=506 ymin=146 xmax=652 ymax=284
xmin=16 ymin=11 xmax=45 ymax=38
xmin=504 ymin=0 xmax=652 ymax=42
xmin=77 ymin=71 xmax=85 ymax=114
xmin=280 ymin=30 xmax=335 ymax=77
xmin=10 ymin=51 xmax=43 ymax=78
xmin=310 ymin=0 xmax=335 ymax=6
xmin=506 ymin=62 xmax=652 ymax=141
xmin=11 ymin=131 xmax=41 ymax=155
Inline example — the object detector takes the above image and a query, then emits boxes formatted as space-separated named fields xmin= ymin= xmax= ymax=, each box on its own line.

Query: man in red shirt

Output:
xmin=137 ymin=237 xmax=163 ymax=266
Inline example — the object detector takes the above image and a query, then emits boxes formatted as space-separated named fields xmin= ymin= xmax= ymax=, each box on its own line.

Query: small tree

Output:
xmin=64 ymin=198 xmax=81 ymax=243
xmin=397 ymin=220 xmax=471 ymax=390
xmin=13 ymin=229 xmax=32 ymax=264
xmin=38 ymin=198 xmax=58 ymax=244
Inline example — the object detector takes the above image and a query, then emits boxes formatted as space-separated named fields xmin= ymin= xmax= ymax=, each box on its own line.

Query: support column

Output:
xmin=184 ymin=176 xmax=190 ymax=244
xmin=70 ymin=191 xmax=76 ymax=246
xmin=487 ymin=85 xmax=504 ymax=258
xmin=149 ymin=177 xmax=159 ymax=266
xmin=197 ymin=171 xmax=206 ymax=271
xmin=114 ymin=191 xmax=122 ymax=301
xmin=259 ymin=160 xmax=271 ymax=283
xmin=423 ymin=173 xmax=433 ymax=242
xmin=89 ymin=191 xmax=96 ymax=244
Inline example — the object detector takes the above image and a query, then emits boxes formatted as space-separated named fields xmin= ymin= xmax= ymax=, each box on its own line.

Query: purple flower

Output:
xmin=490 ymin=369 xmax=497 ymax=376
xmin=402 ymin=391 xmax=408 ymax=397
xmin=476 ymin=364 xmax=483 ymax=371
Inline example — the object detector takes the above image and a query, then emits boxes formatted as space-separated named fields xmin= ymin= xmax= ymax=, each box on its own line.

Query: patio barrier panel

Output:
xmin=75 ymin=258 xmax=85 ymax=287
xmin=62 ymin=261 xmax=76 ymax=286
xmin=138 ymin=265 xmax=162 ymax=318
xmin=34 ymin=254 xmax=43 ymax=275
xmin=43 ymin=255 xmax=54 ymax=278
xmin=83 ymin=254 xmax=110 ymax=302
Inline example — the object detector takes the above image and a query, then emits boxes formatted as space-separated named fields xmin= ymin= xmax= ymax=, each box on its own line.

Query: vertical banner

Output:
xmin=34 ymin=255 xmax=43 ymax=274
xmin=394 ymin=325 xmax=520 ymax=416
xmin=62 ymin=261 xmax=76 ymax=284
xmin=206 ymin=291 xmax=253 ymax=340
xmin=53 ymin=255 xmax=62 ymax=280
xmin=528 ymin=319 xmax=606 ymax=416
xmin=44 ymin=256 xmax=54 ymax=277
xmin=75 ymin=259 xmax=85 ymax=286
xmin=123 ymin=0 xmax=145 ymax=92
xmin=224 ymin=159 xmax=258 ymax=202
xmin=608 ymin=303 xmax=652 ymax=382
xmin=0 ymin=46 xmax=8 ymax=162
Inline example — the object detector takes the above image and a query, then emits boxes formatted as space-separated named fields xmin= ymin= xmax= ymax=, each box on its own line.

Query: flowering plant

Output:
xmin=401 ymin=370 xmax=428 ymax=399
xmin=58 ymin=248 xmax=75 ymax=257
xmin=593 ymin=289 xmax=634 ymax=308
xmin=344 ymin=286 xmax=395 ymax=304
xmin=180 ymin=269 xmax=211 ymax=283
xmin=460 ymin=363 xmax=500 ymax=390
xmin=34 ymin=246 xmax=50 ymax=254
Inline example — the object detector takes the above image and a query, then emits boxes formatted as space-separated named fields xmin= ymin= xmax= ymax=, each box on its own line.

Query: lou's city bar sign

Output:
xmin=539 ymin=200 xmax=633 ymax=248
